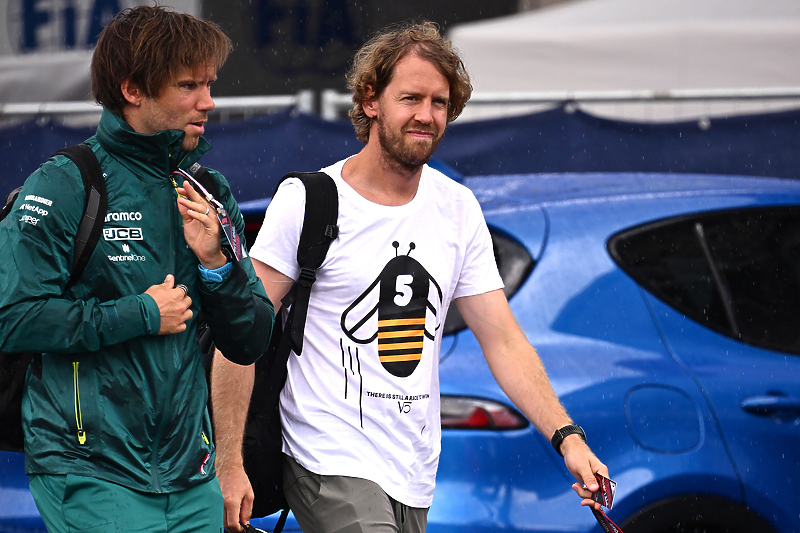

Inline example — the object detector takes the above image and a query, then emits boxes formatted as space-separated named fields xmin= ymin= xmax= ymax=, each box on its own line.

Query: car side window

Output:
xmin=608 ymin=206 xmax=800 ymax=355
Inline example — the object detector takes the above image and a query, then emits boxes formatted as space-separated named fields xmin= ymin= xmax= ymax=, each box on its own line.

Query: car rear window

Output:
xmin=442 ymin=227 xmax=535 ymax=336
xmin=608 ymin=206 xmax=800 ymax=355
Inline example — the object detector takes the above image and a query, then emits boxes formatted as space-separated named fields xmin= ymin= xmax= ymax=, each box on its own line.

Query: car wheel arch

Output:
xmin=621 ymin=494 xmax=778 ymax=533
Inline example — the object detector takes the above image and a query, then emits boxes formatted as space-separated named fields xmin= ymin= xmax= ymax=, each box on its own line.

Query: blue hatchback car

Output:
xmin=427 ymin=172 xmax=800 ymax=533
xmin=2 ymin=172 xmax=799 ymax=533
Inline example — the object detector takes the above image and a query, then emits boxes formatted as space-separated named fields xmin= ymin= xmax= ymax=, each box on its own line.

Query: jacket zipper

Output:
xmin=149 ymin=174 xmax=181 ymax=493
xmin=72 ymin=362 xmax=87 ymax=445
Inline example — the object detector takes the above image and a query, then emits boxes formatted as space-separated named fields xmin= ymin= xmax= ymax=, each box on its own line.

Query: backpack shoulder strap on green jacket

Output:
xmin=55 ymin=144 xmax=107 ymax=289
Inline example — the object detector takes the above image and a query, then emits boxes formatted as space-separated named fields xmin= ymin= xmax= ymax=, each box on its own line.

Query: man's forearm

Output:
xmin=211 ymin=350 xmax=256 ymax=469
xmin=200 ymin=261 xmax=275 ymax=365
xmin=490 ymin=337 xmax=574 ymax=439
xmin=457 ymin=290 xmax=575 ymax=439
xmin=0 ymin=294 xmax=152 ymax=354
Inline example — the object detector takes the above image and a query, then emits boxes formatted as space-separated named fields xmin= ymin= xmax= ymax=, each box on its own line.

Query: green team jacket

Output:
xmin=0 ymin=109 xmax=273 ymax=493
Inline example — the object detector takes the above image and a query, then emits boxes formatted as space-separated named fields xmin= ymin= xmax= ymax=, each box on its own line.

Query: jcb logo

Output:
xmin=103 ymin=228 xmax=143 ymax=241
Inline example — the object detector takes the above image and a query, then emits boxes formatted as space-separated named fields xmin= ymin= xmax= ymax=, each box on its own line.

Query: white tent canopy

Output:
xmin=448 ymin=0 xmax=800 ymax=120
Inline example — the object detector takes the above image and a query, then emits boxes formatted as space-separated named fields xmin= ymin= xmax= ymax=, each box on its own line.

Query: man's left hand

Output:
xmin=177 ymin=180 xmax=227 ymax=269
xmin=562 ymin=436 xmax=608 ymax=510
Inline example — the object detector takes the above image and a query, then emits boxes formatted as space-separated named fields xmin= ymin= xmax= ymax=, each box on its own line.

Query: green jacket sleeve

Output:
xmin=0 ymin=157 xmax=154 ymax=354
xmin=197 ymin=169 xmax=274 ymax=365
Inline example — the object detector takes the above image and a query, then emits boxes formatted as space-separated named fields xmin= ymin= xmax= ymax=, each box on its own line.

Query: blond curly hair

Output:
xmin=346 ymin=21 xmax=472 ymax=143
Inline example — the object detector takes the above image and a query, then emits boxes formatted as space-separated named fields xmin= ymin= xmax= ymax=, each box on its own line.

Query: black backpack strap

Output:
xmin=0 ymin=145 xmax=104 ymax=454
xmin=277 ymin=172 xmax=339 ymax=356
xmin=243 ymin=172 xmax=337 ymax=522
xmin=261 ymin=171 xmax=338 ymax=415
xmin=55 ymin=144 xmax=107 ymax=289
xmin=274 ymin=508 xmax=290 ymax=533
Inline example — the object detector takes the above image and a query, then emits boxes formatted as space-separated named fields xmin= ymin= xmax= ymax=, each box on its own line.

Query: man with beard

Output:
xmin=212 ymin=21 xmax=608 ymax=533
xmin=0 ymin=6 xmax=273 ymax=532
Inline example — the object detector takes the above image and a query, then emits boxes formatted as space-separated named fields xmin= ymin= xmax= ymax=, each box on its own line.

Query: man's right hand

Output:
xmin=219 ymin=462 xmax=255 ymax=532
xmin=144 ymin=274 xmax=193 ymax=334
xmin=212 ymin=352 xmax=259 ymax=531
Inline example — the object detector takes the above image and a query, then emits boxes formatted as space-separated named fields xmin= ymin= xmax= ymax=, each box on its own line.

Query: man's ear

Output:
xmin=363 ymin=100 xmax=378 ymax=119
xmin=362 ymin=85 xmax=378 ymax=118
xmin=120 ymin=78 xmax=143 ymax=106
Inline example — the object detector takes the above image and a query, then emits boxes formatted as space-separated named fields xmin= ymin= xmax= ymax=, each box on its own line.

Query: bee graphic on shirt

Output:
xmin=341 ymin=241 xmax=443 ymax=378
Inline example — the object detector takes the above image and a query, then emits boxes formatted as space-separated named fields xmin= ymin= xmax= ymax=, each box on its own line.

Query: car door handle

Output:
xmin=740 ymin=395 xmax=800 ymax=416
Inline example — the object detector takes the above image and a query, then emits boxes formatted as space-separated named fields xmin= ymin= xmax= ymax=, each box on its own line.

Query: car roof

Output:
xmin=239 ymin=172 xmax=800 ymax=217
xmin=462 ymin=172 xmax=800 ymax=210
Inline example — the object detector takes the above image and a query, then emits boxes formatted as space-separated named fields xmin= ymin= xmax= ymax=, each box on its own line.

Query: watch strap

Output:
xmin=551 ymin=424 xmax=586 ymax=456
xmin=198 ymin=261 xmax=233 ymax=283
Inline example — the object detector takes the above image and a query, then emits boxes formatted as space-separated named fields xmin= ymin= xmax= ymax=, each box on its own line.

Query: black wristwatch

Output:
xmin=551 ymin=424 xmax=586 ymax=456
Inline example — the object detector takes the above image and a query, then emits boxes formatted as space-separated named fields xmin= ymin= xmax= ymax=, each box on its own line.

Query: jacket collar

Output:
xmin=95 ymin=108 xmax=211 ymax=180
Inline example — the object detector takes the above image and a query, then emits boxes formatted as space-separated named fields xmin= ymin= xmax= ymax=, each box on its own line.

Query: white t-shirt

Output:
xmin=249 ymin=159 xmax=503 ymax=507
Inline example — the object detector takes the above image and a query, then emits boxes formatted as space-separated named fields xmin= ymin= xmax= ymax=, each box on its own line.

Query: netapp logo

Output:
xmin=105 ymin=211 xmax=143 ymax=222
xmin=103 ymin=228 xmax=143 ymax=241
xmin=19 ymin=203 xmax=48 ymax=217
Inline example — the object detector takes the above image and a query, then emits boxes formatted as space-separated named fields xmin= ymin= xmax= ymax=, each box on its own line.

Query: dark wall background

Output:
xmin=2 ymin=106 xmax=798 ymax=204
xmin=202 ymin=0 xmax=517 ymax=99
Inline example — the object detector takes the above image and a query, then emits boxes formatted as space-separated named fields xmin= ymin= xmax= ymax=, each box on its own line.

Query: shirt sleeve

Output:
xmin=452 ymin=190 xmax=504 ymax=299
xmin=248 ymin=178 xmax=306 ymax=281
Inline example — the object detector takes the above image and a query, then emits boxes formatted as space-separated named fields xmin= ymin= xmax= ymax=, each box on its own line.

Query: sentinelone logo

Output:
xmin=105 ymin=227 xmax=146 ymax=259
xmin=108 ymin=253 xmax=145 ymax=262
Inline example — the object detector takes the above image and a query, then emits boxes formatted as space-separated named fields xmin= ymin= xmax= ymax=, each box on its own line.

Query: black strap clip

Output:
xmin=297 ymin=267 xmax=317 ymax=287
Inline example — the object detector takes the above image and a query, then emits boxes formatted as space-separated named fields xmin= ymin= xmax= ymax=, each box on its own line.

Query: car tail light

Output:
xmin=440 ymin=395 xmax=529 ymax=430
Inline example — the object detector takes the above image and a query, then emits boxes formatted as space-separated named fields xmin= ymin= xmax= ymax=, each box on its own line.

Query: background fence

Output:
xmin=1 ymin=89 xmax=798 ymax=203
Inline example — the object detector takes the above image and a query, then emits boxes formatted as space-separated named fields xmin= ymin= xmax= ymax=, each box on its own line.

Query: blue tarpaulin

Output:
xmin=1 ymin=105 xmax=798 ymax=203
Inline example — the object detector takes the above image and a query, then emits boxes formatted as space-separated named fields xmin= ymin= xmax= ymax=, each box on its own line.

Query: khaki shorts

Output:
xmin=282 ymin=454 xmax=428 ymax=533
